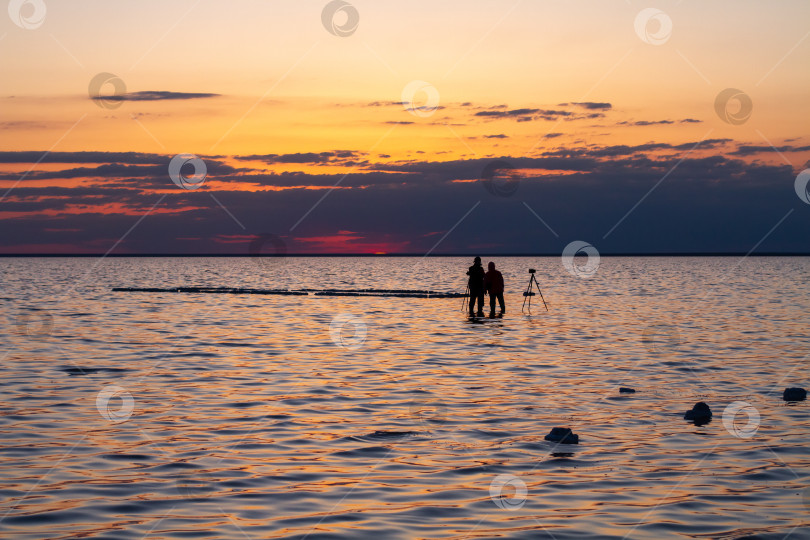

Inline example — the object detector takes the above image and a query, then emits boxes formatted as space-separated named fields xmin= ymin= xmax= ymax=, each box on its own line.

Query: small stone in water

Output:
xmin=684 ymin=401 xmax=712 ymax=423
xmin=783 ymin=388 xmax=807 ymax=402
xmin=619 ymin=387 xmax=636 ymax=393
xmin=544 ymin=427 xmax=579 ymax=444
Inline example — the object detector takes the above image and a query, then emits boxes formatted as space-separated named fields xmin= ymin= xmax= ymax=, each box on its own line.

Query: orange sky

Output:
xmin=1 ymin=1 xmax=809 ymax=254
xmin=2 ymin=0 xmax=808 ymax=158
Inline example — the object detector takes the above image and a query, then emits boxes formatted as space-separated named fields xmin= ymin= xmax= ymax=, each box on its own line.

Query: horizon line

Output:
xmin=1 ymin=252 xmax=810 ymax=258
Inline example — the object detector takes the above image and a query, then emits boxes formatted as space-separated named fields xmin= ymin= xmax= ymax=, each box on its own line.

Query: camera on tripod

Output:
xmin=522 ymin=268 xmax=548 ymax=311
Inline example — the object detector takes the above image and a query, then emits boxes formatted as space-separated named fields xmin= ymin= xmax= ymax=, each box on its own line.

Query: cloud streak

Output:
xmin=91 ymin=91 xmax=220 ymax=103
xmin=236 ymin=151 xmax=363 ymax=165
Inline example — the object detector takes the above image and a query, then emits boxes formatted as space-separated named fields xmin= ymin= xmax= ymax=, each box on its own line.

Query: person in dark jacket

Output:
xmin=466 ymin=256 xmax=485 ymax=317
xmin=484 ymin=261 xmax=505 ymax=315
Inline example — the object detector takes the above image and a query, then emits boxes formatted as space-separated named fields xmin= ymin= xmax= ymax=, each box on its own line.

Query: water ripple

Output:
xmin=0 ymin=257 xmax=808 ymax=539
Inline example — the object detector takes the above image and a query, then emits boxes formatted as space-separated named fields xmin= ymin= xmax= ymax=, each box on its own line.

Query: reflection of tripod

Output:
xmin=522 ymin=269 xmax=548 ymax=312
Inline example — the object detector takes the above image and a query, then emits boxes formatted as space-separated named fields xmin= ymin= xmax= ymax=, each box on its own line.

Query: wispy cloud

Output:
xmin=731 ymin=143 xmax=810 ymax=156
xmin=619 ymin=120 xmax=675 ymax=126
xmin=563 ymin=102 xmax=613 ymax=110
xmin=235 ymin=151 xmax=364 ymax=165
xmin=474 ymin=105 xmax=605 ymax=122
xmin=91 ymin=91 xmax=220 ymax=103
xmin=0 ymin=151 xmax=168 ymax=164
xmin=618 ymin=118 xmax=704 ymax=126
xmin=475 ymin=107 xmax=543 ymax=119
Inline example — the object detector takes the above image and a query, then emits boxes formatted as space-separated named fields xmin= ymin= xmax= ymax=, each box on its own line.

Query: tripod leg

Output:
xmin=539 ymin=290 xmax=548 ymax=311
xmin=522 ymin=282 xmax=530 ymax=311
xmin=528 ymin=282 xmax=532 ymax=311
xmin=523 ymin=278 xmax=534 ymax=312
xmin=533 ymin=275 xmax=549 ymax=311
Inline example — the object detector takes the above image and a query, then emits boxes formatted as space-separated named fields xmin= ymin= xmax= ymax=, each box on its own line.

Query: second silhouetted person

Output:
xmin=485 ymin=261 xmax=505 ymax=315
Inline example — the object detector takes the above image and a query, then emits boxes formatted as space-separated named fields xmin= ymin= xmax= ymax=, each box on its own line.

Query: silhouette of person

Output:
xmin=485 ymin=261 xmax=505 ymax=315
xmin=466 ymin=256 xmax=485 ymax=317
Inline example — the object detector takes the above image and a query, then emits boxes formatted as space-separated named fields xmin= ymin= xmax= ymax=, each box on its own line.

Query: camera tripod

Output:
xmin=522 ymin=269 xmax=548 ymax=312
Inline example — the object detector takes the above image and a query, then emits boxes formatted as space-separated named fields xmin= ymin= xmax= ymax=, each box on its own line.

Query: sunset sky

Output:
xmin=1 ymin=0 xmax=809 ymax=254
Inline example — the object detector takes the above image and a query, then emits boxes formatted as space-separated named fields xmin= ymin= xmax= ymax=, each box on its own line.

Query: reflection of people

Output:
xmin=466 ymin=256 xmax=485 ymax=317
xmin=485 ymin=261 xmax=505 ymax=315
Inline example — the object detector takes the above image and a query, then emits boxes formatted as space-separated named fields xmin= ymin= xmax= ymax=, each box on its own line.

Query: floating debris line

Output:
xmin=112 ymin=287 xmax=307 ymax=296
xmin=112 ymin=287 xmax=466 ymax=299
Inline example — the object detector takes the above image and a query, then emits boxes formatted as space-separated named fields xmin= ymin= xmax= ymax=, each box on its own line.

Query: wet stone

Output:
xmin=684 ymin=401 xmax=712 ymax=424
xmin=544 ymin=427 xmax=579 ymax=444
xmin=783 ymin=388 xmax=807 ymax=402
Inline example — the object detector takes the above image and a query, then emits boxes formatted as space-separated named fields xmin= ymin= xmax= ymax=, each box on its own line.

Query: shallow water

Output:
xmin=0 ymin=256 xmax=808 ymax=539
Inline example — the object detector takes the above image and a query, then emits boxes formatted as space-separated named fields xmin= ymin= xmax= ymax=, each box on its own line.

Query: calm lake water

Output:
xmin=1 ymin=256 xmax=808 ymax=539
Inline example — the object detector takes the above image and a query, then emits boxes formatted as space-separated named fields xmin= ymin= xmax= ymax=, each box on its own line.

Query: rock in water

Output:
xmin=783 ymin=388 xmax=807 ymax=401
xmin=544 ymin=427 xmax=579 ymax=444
xmin=684 ymin=401 xmax=712 ymax=423
xmin=619 ymin=387 xmax=636 ymax=394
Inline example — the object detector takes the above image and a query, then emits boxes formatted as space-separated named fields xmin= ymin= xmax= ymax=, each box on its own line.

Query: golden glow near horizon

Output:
xmin=1 ymin=0 xmax=808 ymax=159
